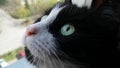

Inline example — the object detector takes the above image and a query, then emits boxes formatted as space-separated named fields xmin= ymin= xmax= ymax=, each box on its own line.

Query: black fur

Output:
xmin=25 ymin=0 xmax=120 ymax=68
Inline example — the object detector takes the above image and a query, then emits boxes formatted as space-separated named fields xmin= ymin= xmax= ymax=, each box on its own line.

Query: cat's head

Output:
xmin=23 ymin=0 xmax=119 ymax=67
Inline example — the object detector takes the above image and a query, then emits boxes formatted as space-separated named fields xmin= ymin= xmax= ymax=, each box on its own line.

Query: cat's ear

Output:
xmin=64 ymin=0 xmax=93 ymax=8
xmin=64 ymin=0 xmax=104 ymax=9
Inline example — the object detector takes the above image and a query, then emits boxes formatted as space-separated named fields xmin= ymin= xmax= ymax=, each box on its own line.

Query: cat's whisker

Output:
xmin=44 ymin=52 xmax=47 ymax=68
xmin=51 ymin=50 xmax=64 ymax=68
xmin=35 ymin=44 xmax=46 ymax=68
xmin=36 ymin=57 xmax=41 ymax=68
xmin=51 ymin=56 xmax=60 ymax=68
xmin=30 ymin=41 xmax=44 ymax=67
xmin=35 ymin=52 xmax=44 ymax=68
xmin=47 ymin=54 xmax=53 ymax=68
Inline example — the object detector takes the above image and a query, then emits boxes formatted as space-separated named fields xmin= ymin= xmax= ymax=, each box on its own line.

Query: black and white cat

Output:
xmin=23 ymin=0 xmax=120 ymax=68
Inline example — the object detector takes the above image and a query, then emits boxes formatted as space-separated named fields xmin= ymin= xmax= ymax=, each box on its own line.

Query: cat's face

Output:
xmin=23 ymin=0 xmax=118 ymax=68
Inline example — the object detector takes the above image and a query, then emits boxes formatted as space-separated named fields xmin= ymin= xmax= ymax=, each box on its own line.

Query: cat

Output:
xmin=23 ymin=0 xmax=120 ymax=68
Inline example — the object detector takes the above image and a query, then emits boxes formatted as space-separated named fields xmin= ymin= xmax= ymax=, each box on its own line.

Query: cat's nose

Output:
xmin=26 ymin=26 xmax=38 ymax=37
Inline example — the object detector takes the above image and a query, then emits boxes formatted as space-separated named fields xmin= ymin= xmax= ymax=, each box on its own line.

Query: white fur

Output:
xmin=71 ymin=0 xmax=93 ymax=8
xmin=37 ymin=5 xmax=65 ymax=26
xmin=41 ymin=15 xmax=48 ymax=21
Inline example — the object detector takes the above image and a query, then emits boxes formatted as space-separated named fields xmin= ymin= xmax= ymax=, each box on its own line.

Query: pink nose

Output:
xmin=26 ymin=26 xmax=38 ymax=37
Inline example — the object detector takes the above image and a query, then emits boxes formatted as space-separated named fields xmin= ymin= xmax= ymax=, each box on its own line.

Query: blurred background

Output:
xmin=0 ymin=0 xmax=64 ymax=68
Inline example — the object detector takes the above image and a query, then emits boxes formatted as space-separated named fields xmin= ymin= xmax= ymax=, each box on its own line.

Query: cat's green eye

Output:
xmin=61 ymin=24 xmax=75 ymax=36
